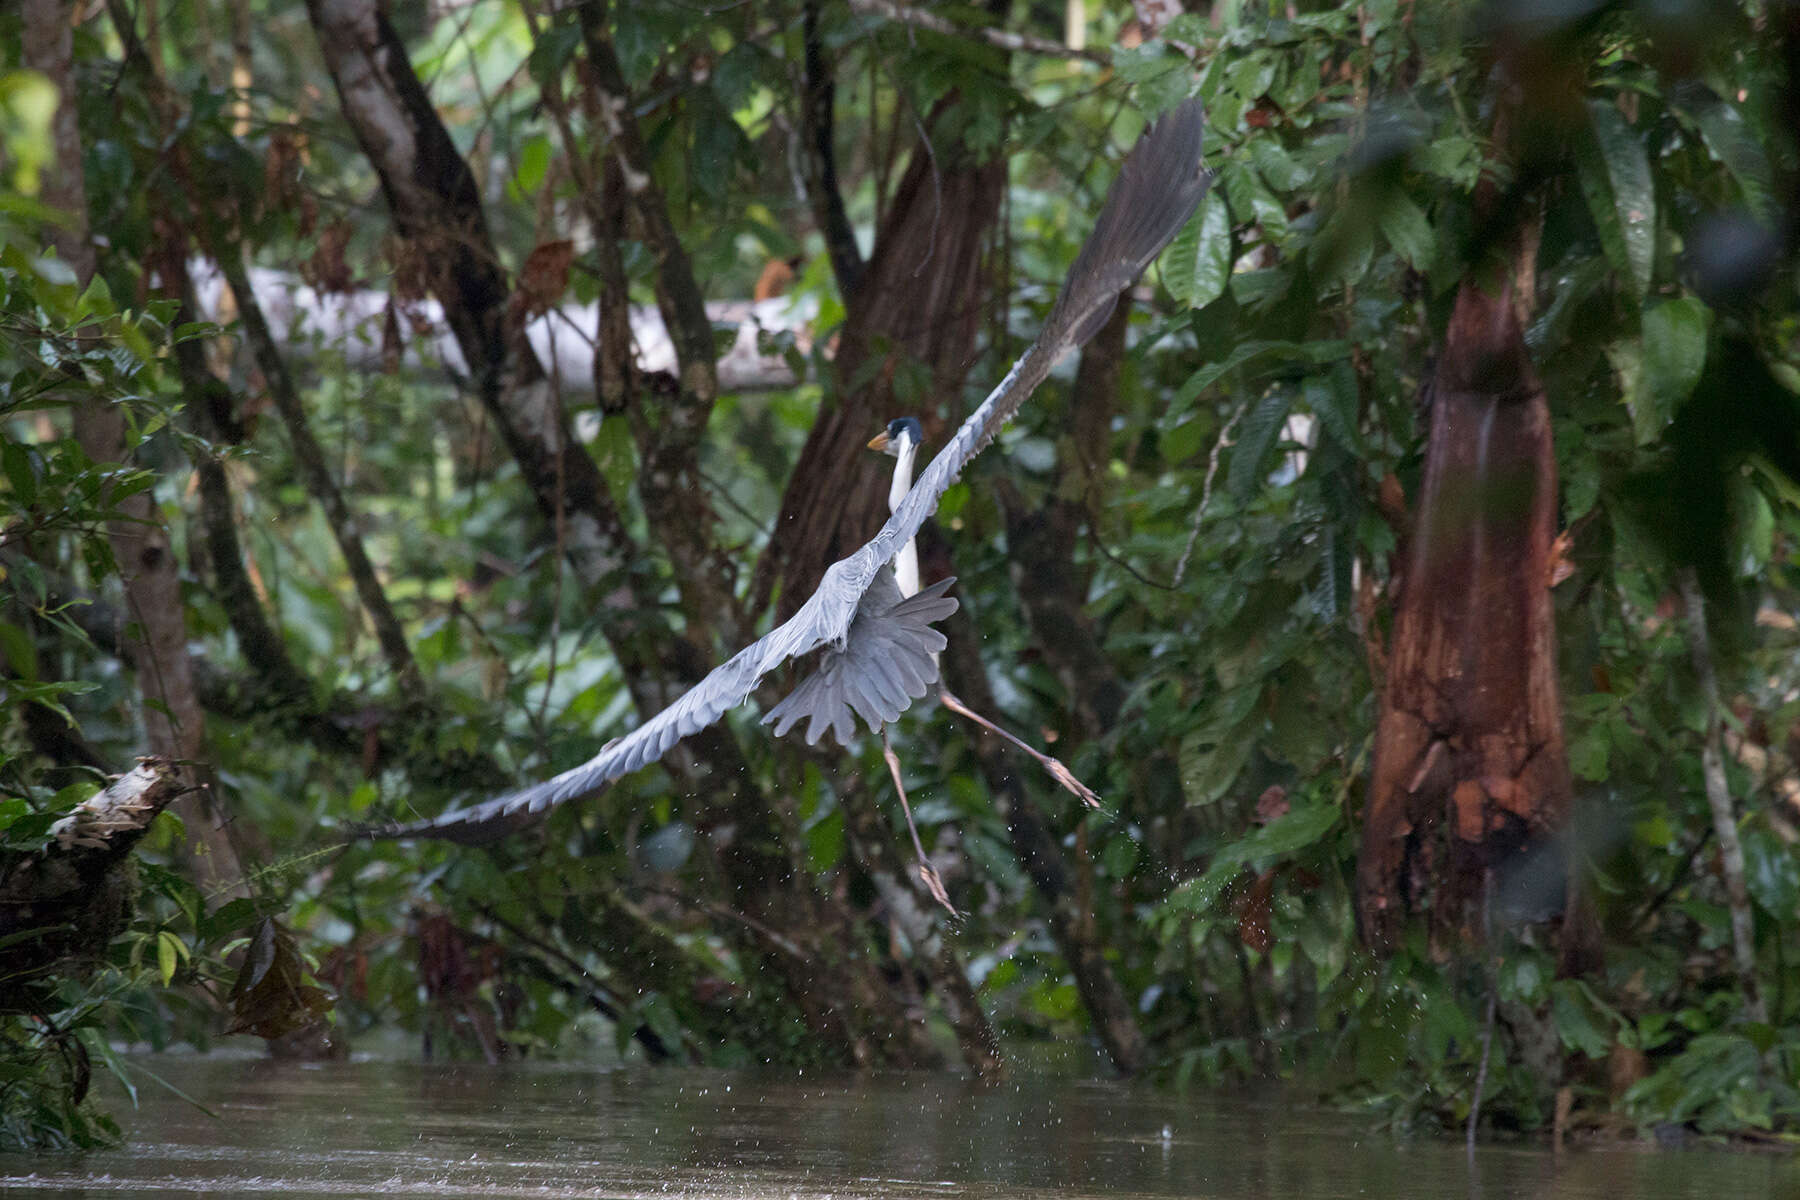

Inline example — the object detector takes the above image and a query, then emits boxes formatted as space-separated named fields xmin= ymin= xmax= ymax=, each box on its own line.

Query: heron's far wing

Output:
xmin=764 ymin=572 xmax=958 ymax=746
xmin=357 ymin=580 xmax=856 ymax=843
xmin=1049 ymin=99 xmax=1214 ymax=350
xmin=865 ymin=97 xmax=1212 ymax=575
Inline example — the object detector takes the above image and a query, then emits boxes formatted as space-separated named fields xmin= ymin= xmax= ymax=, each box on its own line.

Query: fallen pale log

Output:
xmin=187 ymin=263 xmax=819 ymax=398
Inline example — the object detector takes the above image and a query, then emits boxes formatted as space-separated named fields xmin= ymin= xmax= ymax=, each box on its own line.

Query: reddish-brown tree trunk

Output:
xmin=1357 ymin=278 xmax=1589 ymax=966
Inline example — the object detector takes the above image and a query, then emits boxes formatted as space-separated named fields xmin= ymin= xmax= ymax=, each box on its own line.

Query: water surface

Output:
xmin=4 ymin=1057 xmax=1795 ymax=1198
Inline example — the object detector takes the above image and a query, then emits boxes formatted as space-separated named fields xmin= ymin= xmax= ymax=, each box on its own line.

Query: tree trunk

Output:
xmin=1357 ymin=277 xmax=1592 ymax=969
xmin=753 ymin=101 xmax=1005 ymax=615
xmin=26 ymin=0 xmax=245 ymax=896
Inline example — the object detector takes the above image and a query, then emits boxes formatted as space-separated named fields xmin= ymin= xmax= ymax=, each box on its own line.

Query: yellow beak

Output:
xmin=867 ymin=431 xmax=890 ymax=452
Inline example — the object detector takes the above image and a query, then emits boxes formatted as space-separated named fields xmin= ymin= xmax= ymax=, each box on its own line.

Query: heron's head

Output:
xmin=867 ymin=416 xmax=923 ymax=457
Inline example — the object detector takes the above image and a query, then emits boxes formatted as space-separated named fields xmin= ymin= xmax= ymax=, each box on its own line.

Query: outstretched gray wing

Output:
xmin=1053 ymin=100 xmax=1215 ymax=348
xmin=359 ymin=97 xmax=1210 ymax=846
xmin=763 ymin=571 xmax=959 ymax=746
xmin=357 ymin=557 xmax=874 ymax=843
xmin=866 ymin=98 xmax=1211 ymax=576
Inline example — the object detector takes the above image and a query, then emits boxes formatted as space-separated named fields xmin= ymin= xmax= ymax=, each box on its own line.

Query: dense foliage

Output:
xmin=4 ymin=0 xmax=1799 ymax=1149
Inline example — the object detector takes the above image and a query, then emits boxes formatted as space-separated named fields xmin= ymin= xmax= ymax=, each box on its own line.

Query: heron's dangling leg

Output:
xmin=881 ymin=730 xmax=958 ymax=915
xmin=937 ymin=689 xmax=1102 ymax=809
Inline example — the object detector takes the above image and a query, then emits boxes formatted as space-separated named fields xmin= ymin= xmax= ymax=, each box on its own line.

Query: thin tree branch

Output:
xmin=1679 ymin=568 xmax=1767 ymax=1023
xmin=574 ymin=0 xmax=718 ymax=436
xmin=1173 ymin=396 xmax=1250 ymax=587
xmin=849 ymin=0 xmax=1110 ymax=64
xmin=215 ymin=251 xmax=419 ymax=686
xmin=803 ymin=0 xmax=865 ymax=295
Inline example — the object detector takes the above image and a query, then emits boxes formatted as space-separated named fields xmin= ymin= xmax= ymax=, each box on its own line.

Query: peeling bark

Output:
xmin=0 ymin=759 xmax=184 ymax=999
xmin=1357 ymin=279 xmax=1589 ymax=967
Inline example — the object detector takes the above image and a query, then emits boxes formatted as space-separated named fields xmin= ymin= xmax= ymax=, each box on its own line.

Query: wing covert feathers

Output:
xmin=764 ymin=574 xmax=957 ymax=746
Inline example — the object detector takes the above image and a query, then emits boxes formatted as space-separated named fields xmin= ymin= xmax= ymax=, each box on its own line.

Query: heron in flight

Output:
xmin=776 ymin=416 xmax=1103 ymax=909
xmin=361 ymin=98 xmax=1211 ymax=847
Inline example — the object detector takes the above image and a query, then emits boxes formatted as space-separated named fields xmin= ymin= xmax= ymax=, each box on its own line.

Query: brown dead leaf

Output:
xmin=227 ymin=919 xmax=334 ymax=1040
xmin=301 ymin=221 xmax=355 ymax=294
xmin=753 ymin=256 xmax=797 ymax=302
xmin=1254 ymin=784 xmax=1289 ymax=824
xmin=1546 ymin=528 xmax=1576 ymax=587
xmin=1235 ymin=871 xmax=1274 ymax=952
xmin=512 ymin=239 xmax=575 ymax=321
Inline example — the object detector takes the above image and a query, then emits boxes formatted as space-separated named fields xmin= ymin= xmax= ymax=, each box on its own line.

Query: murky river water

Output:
xmin=4 ymin=1056 xmax=1796 ymax=1198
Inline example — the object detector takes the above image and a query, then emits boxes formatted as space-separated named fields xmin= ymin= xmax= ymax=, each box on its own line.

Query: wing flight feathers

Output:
xmin=871 ymin=98 xmax=1210 ymax=574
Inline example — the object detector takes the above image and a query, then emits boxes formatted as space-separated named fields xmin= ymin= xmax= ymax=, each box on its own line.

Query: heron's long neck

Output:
xmin=889 ymin=442 xmax=920 ymax=597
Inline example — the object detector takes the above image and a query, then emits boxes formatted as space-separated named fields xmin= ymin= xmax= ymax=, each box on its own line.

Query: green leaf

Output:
xmin=1642 ymin=297 xmax=1710 ymax=414
xmin=1671 ymin=89 xmax=1778 ymax=225
xmin=1101 ymin=834 xmax=1139 ymax=879
xmin=1161 ymin=189 xmax=1232 ymax=309
xmin=1224 ymin=164 xmax=1290 ymax=245
xmin=1248 ymin=137 xmax=1309 ymax=192
xmin=1577 ymin=99 xmax=1655 ymax=298
xmin=1228 ymin=387 xmax=1293 ymax=500
xmin=527 ymin=21 xmax=582 ymax=87
xmin=1552 ymin=979 xmax=1614 ymax=1058
xmin=1311 ymin=204 xmax=1374 ymax=286
xmin=1113 ymin=43 xmax=1175 ymax=85
xmin=157 ymin=930 xmax=181 ymax=986
xmin=1741 ymin=828 xmax=1800 ymax=918
xmin=1377 ymin=193 xmax=1434 ymax=270
xmin=2 ymin=440 xmax=34 ymax=507
xmin=512 ymin=136 xmax=551 ymax=196
xmin=806 ymin=808 xmax=843 ymax=872
xmin=1178 ymin=720 xmax=1258 ymax=804
xmin=201 ymin=896 xmax=269 ymax=942
xmin=1303 ymin=365 xmax=1361 ymax=456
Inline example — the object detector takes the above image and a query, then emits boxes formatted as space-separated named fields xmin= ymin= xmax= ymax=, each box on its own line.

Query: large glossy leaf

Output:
xmin=1228 ymin=387 xmax=1294 ymax=500
xmin=1576 ymin=99 xmax=1655 ymax=298
xmin=1671 ymin=87 xmax=1779 ymax=226
xmin=1377 ymin=192 xmax=1434 ymax=270
xmin=1161 ymin=189 xmax=1233 ymax=309
xmin=1642 ymin=296 xmax=1710 ymax=416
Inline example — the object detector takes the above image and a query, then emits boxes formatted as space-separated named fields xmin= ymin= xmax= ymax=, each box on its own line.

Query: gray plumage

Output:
xmin=358 ymin=98 xmax=1210 ymax=844
xmin=764 ymin=573 xmax=958 ymax=746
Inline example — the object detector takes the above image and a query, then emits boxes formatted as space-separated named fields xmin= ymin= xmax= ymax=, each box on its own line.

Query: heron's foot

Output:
xmin=1045 ymin=756 xmax=1103 ymax=809
xmin=938 ymin=689 xmax=1102 ymax=809
xmin=917 ymin=863 xmax=958 ymax=917
xmin=883 ymin=730 xmax=959 ymax=917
